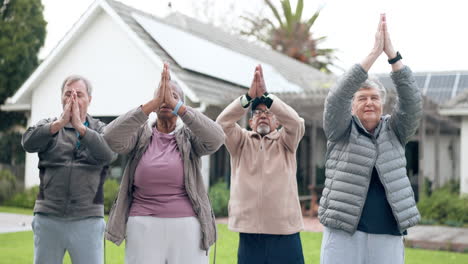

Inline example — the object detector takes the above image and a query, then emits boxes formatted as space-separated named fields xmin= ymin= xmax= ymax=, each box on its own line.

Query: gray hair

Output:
xmin=170 ymin=80 xmax=185 ymax=103
xmin=61 ymin=75 xmax=93 ymax=96
xmin=359 ymin=77 xmax=387 ymax=104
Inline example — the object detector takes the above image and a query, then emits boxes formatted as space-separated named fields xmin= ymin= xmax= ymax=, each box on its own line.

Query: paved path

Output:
xmin=405 ymin=225 xmax=468 ymax=252
xmin=0 ymin=212 xmax=33 ymax=234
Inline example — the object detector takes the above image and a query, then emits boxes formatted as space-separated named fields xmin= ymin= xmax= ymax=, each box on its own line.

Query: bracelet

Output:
xmin=172 ymin=100 xmax=184 ymax=116
xmin=240 ymin=93 xmax=253 ymax=108
xmin=388 ymin=51 xmax=402 ymax=64
xmin=262 ymin=92 xmax=273 ymax=108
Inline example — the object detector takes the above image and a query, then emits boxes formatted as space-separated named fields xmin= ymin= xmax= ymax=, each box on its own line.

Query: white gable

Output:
xmin=23 ymin=5 xmax=165 ymax=187
xmin=30 ymin=10 xmax=160 ymax=123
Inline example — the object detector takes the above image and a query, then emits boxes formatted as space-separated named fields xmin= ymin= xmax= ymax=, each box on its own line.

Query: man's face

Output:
xmin=352 ymin=87 xmax=383 ymax=129
xmin=249 ymin=104 xmax=278 ymax=136
xmin=62 ymin=80 xmax=91 ymax=119
xmin=156 ymin=82 xmax=183 ymax=119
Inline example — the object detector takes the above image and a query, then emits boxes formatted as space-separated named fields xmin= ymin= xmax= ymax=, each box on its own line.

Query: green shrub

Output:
xmin=0 ymin=169 xmax=17 ymax=204
xmin=209 ymin=180 xmax=230 ymax=217
xmin=4 ymin=186 xmax=39 ymax=209
xmin=417 ymin=180 xmax=468 ymax=226
xmin=104 ymin=179 xmax=120 ymax=214
xmin=0 ymin=132 xmax=25 ymax=164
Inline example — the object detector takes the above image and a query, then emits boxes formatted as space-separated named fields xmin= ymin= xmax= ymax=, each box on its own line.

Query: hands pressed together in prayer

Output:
xmin=248 ymin=64 xmax=268 ymax=99
xmin=361 ymin=14 xmax=403 ymax=72
xmin=51 ymin=89 xmax=87 ymax=136
xmin=143 ymin=63 xmax=185 ymax=117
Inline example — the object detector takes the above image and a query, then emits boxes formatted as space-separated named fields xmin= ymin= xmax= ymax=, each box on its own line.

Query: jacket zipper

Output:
xmin=64 ymin=138 xmax=75 ymax=216
xmin=373 ymin=151 xmax=404 ymax=233
xmin=352 ymin=136 xmax=378 ymax=233
xmin=258 ymin=136 xmax=265 ymax=233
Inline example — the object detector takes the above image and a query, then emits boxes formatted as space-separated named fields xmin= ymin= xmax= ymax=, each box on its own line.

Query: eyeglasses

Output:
xmin=253 ymin=109 xmax=273 ymax=116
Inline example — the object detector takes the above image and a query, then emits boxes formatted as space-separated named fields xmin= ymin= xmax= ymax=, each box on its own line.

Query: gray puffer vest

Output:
xmin=318 ymin=64 xmax=422 ymax=234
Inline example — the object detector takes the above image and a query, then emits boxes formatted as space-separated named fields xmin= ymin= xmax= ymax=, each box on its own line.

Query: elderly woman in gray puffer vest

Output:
xmin=318 ymin=14 xmax=422 ymax=264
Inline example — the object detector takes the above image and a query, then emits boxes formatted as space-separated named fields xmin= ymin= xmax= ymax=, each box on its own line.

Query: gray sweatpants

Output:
xmin=320 ymin=227 xmax=404 ymax=264
xmin=32 ymin=214 xmax=105 ymax=264
xmin=125 ymin=216 xmax=208 ymax=264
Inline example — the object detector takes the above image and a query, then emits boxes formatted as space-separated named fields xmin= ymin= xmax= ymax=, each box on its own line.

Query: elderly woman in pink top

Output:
xmin=103 ymin=63 xmax=224 ymax=264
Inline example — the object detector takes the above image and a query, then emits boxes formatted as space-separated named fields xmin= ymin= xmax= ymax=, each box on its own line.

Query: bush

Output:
xmin=4 ymin=186 xmax=39 ymax=209
xmin=0 ymin=169 xmax=17 ymax=204
xmin=4 ymin=178 xmax=121 ymax=214
xmin=104 ymin=179 xmax=120 ymax=214
xmin=417 ymin=180 xmax=468 ymax=226
xmin=209 ymin=180 xmax=230 ymax=217
xmin=0 ymin=132 xmax=25 ymax=164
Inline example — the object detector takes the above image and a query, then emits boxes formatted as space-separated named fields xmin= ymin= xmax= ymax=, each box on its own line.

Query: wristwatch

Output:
xmin=240 ymin=93 xmax=253 ymax=108
xmin=388 ymin=51 xmax=402 ymax=64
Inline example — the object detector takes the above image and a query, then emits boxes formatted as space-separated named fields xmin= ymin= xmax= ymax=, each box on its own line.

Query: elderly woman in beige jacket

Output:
xmin=103 ymin=63 xmax=224 ymax=264
xmin=216 ymin=65 xmax=305 ymax=264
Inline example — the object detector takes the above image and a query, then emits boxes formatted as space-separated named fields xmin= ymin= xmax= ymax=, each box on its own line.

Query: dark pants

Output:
xmin=237 ymin=232 xmax=305 ymax=264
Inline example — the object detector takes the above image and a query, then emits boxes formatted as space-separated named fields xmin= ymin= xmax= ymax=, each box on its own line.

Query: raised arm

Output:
xmin=381 ymin=15 xmax=422 ymax=143
xmin=181 ymin=107 xmax=224 ymax=156
xmin=324 ymin=14 xmax=389 ymax=142
xmin=269 ymin=94 xmax=305 ymax=152
xmin=216 ymin=65 xmax=264 ymax=156
xmin=216 ymin=97 xmax=249 ymax=157
xmin=80 ymin=120 xmax=117 ymax=163
xmin=254 ymin=66 xmax=304 ymax=151
xmin=22 ymin=96 xmax=74 ymax=153
xmin=323 ymin=65 xmax=368 ymax=142
xmin=103 ymin=107 xmax=148 ymax=155
xmin=22 ymin=118 xmax=57 ymax=153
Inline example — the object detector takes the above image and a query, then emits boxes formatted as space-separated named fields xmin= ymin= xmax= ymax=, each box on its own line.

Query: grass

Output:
xmin=1 ymin=206 xmax=468 ymax=263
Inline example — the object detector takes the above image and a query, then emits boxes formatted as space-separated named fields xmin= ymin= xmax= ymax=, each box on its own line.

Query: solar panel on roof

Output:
xmin=414 ymin=76 xmax=426 ymax=89
xmin=132 ymin=13 xmax=302 ymax=93
xmin=428 ymin=75 xmax=455 ymax=88
xmin=458 ymin=75 xmax=468 ymax=88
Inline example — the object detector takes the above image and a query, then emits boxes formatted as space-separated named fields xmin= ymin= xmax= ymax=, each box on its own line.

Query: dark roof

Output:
xmin=378 ymin=71 xmax=468 ymax=104
xmin=107 ymin=0 xmax=333 ymax=106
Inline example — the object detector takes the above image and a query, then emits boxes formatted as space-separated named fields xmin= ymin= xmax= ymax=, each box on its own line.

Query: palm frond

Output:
xmin=294 ymin=0 xmax=304 ymax=22
xmin=306 ymin=9 xmax=321 ymax=30
xmin=264 ymin=0 xmax=284 ymax=28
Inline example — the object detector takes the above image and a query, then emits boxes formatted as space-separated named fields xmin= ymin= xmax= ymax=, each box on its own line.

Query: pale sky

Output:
xmin=40 ymin=0 xmax=468 ymax=74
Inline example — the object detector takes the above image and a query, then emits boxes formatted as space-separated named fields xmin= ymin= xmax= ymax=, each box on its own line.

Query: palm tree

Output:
xmin=241 ymin=0 xmax=337 ymax=73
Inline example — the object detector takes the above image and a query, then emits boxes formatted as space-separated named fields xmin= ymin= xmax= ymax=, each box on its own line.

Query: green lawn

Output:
xmin=1 ymin=206 xmax=467 ymax=264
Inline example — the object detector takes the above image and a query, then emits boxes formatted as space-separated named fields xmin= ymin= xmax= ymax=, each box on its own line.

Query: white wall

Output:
xmin=422 ymin=134 xmax=460 ymax=188
xmin=25 ymin=10 xmax=161 ymax=187
xmin=461 ymin=117 xmax=468 ymax=194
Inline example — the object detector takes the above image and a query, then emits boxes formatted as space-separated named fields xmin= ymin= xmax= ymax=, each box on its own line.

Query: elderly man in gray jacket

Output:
xmin=22 ymin=75 xmax=116 ymax=264
xmin=318 ymin=14 xmax=422 ymax=264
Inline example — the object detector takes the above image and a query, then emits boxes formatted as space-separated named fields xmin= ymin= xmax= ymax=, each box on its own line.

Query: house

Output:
xmin=440 ymin=88 xmax=468 ymax=194
xmin=0 ymin=0 xmax=332 ymax=189
xmin=380 ymin=71 xmax=468 ymax=194
xmin=2 ymin=0 xmax=465 ymax=197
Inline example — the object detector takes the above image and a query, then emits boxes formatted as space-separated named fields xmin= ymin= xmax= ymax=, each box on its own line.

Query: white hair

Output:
xmin=359 ymin=77 xmax=387 ymax=104
xmin=61 ymin=75 xmax=93 ymax=96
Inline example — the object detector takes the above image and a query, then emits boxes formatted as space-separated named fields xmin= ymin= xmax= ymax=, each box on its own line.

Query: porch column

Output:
xmin=461 ymin=116 xmax=468 ymax=194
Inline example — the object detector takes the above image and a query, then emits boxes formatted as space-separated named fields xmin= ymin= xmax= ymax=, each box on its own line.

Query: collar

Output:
xmin=149 ymin=113 xmax=184 ymax=133
xmin=352 ymin=115 xmax=384 ymax=137
xmin=247 ymin=129 xmax=281 ymax=140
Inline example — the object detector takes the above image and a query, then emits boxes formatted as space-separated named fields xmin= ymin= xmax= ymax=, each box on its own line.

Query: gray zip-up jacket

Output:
xmin=318 ymin=64 xmax=422 ymax=234
xmin=22 ymin=115 xmax=116 ymax=217
xmin=103 ymin=106 xmax=224 ymax=251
